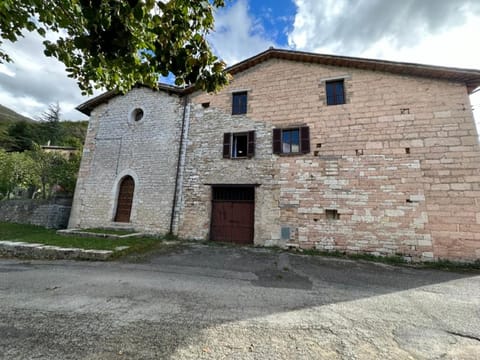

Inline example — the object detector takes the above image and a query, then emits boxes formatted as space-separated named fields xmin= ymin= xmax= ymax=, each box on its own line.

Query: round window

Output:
xmin=132 ymin=108 xmax=144 ymax=122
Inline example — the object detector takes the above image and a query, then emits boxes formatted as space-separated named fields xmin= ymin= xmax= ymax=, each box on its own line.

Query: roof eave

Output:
xmin=226 ymin=48 xmax=480 ymax=94
xmin=75 ymin=84 xmax=185 ymax=116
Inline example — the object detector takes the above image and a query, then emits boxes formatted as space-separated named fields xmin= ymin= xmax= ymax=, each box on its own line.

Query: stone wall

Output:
xmin=68 ymin=87 xmax=184 ymax=233
xmin=0 ymin=197 xmax=72 ymax=229
xmin=179 ymin=58 xmax=480 ymax=261
xmin=69 ymin=57 xmax=480 ymax=261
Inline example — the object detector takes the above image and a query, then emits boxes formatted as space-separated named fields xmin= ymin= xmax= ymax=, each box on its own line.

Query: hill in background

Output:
xmin=0 ymin=104 xmax=88 ymax=152
xmin=0 ymin=104 xmax=35 ymax=123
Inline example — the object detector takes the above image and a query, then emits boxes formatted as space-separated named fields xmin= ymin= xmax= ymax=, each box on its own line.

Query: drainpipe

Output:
xmin=170 ymin=95 xmax=189 ymax=234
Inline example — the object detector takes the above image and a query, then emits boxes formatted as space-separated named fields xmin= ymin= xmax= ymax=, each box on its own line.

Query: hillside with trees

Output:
xmin=0 ymin=104 xmax=88 ymax=152
xmin=0 ymin=104 xmax=88 ymax=200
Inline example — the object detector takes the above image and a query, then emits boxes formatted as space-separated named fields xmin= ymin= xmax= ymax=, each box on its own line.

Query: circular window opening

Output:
xmin=131 ymin=108 xmax=144 ymax=122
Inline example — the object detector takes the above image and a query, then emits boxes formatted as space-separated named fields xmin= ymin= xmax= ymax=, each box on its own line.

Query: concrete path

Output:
xmin=1 ymin=244 xmax=479 ymax=359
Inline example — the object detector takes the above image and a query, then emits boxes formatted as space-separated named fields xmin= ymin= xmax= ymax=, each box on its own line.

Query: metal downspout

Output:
xmin=170 ymin=95 xmax=189 ymax=234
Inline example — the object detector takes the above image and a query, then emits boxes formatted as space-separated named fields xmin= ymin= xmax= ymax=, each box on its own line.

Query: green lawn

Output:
xmin=0 ymin=222 xmax=164 ymax=252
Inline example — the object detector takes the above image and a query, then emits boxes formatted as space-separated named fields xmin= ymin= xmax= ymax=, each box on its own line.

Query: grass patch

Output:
xmin=0 ymin=222 xmax=165 ymax=253
xmin=298 ymin=248 xmax=480 ymax=272
xmin=419 ymin=258 xmax=480 ymax=272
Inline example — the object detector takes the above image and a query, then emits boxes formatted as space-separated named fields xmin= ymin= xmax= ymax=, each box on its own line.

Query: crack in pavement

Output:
xmin=445 ymin=330 xmax=480 ymax=342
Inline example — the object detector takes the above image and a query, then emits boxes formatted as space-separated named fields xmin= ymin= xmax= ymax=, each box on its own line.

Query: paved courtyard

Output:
xmin=1 ymin=244 xmax=479 ymax=359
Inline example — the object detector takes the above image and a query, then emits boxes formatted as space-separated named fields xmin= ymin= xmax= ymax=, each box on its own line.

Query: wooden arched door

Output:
xmin=114 ymin=176 xmax=135 ymax=222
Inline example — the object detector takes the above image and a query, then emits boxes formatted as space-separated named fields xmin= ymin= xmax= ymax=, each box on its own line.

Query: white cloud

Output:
xmin=288 ymin=0 xmax=480 ymax=123
xmin=209 ymin=0 xmax=275 ymax=66
xmin=0 ymin=31 xmax=91 ymax=120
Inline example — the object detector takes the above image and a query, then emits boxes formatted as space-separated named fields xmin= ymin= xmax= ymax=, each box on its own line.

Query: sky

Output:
xmin=0 ymin=0 xmax=479 ymax=121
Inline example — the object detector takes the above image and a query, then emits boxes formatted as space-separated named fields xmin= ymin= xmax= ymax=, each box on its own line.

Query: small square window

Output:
xmin=273 ymin=127 xmax=310 ymax=155
xmin=223 ymin=131 xmax=255 ymax=159
xmin=326 ymin=80 xmax=345 ymax=105
xmin=232 ymin=92 xmax=247 ymax=115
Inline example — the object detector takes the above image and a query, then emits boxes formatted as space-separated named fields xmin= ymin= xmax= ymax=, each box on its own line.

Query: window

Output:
xmin=272 ymin=127 xmax=310 ymax=155
xmin=232 ymin=92 xmax=247 ymax=115
xmin=223 ymin=131 xmax=255 ymax=158
xmin=326 ymin=80 xmax=345 ymax=105
xmin=129 ymin=107 xmax=145 ymax=122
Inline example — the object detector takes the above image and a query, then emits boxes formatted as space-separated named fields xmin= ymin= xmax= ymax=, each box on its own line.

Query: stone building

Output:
xmin=70 ymin=48 xmax=480 ymax=261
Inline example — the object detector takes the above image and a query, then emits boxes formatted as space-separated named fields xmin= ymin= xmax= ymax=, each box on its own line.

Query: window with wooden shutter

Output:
xmin=223 ymin=131 xmax=255 ymax=159
xmin=272 ymin=128 xmax=282 ymax=154
xmin=247 ymin=130 xmax=255 ymax=158
xmin=300 ymin=126 xmax=310 ymax=154
xmin=273 ymin=127 xmax=310 ymax=155
xmin=223 ymin=133 xmax=231 ymax=158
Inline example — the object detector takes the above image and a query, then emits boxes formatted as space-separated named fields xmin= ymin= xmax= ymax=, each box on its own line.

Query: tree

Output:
xmin=27 ymin=145 xmax=81 ymax=198
xmin=38 ymin=102 xmax=62 ymax=145
xmin=6 ymin=121 xmax=36 ymax=152
xmin=0 ymin=149 xmax=38 ymax=199
xmin=0 ymin=0 xmax=230 ymax=95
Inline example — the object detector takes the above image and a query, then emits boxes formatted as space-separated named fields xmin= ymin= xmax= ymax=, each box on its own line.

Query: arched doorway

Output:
xmin=114 ymin=176 xmax=135 ymax=222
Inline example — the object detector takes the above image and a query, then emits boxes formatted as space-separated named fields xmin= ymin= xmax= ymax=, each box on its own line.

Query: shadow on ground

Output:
xmin=1 ymin=244 xmax=479 ymax=359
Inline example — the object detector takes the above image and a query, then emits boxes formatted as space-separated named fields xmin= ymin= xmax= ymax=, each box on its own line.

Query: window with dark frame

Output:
xmin=272 ymin=127 xmax=310 ymax=155
xmin=326 ymin=80 xmax=345 ymax=105
xmin=232 ymin=92 xmax=248 ymax=114
xmin=223 ymin=131 xmax=255 ymax=159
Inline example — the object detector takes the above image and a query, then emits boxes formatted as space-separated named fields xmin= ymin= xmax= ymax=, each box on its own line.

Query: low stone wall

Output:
xmin=0 ymin=197 xmax=73 ymax=229
xmin=0 ymin=241 xmax=113 ymax=261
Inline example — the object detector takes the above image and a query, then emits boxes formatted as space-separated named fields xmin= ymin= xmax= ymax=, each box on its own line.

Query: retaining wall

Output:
xmin=0 ymin=197 xmax=73 ymax=229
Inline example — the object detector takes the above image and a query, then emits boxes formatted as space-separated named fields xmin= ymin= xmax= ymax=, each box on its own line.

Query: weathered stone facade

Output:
xmin=71 ymin=49 xmax=480 ymax=261
xmin=69 ymin=87 xmax=184 ymax=232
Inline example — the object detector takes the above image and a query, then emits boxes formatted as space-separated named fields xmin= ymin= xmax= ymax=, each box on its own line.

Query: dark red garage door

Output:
xmin=114 ymin=176 xmax=135 ymax=222
xmin=211 ymin=186 xmax=254 ymax=244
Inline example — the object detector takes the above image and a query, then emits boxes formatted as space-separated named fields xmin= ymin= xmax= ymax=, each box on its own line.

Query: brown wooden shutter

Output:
xmin=247 ymin=130 xmax=255 ymax=158
xmin=300 ymin=126 xmax=310 ymax=154
xmin=273 ymin=128 xmax=282 ymax=154
xmin=223 ymin=133 xmax=231 ymax=158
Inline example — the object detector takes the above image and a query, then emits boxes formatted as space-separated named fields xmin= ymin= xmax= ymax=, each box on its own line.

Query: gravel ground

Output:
xmin=1 ymin=244 xmax=479 ymax=359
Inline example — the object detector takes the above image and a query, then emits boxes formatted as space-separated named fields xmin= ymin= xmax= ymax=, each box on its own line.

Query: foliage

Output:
xmin=27 ymin=144 xmax=79 ymax=198
xmin=0 ymin=116 xmax=88 ymax=153
xmin=0 ymin=0 xmax=230 ymax=94
xmin=37 ymin=102 xmax=62 ymax=145
xmin=0 ymin=145 xmax=81 ymax=200
xmin=0 ymin=149 xmax=38 ymax=199
xmin=5 ymin=121 xmax=35 ymax=151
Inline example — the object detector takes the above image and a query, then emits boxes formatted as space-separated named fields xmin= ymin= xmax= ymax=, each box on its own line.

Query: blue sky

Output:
xmin=246 ymin=0 xmax=296 ymax=46
xmin=0 ymin=0 xmax=480 ymax=120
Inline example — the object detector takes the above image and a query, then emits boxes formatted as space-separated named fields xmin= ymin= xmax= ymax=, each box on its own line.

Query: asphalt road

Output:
xmin=1 ymin=244 xmax=479 ymax=359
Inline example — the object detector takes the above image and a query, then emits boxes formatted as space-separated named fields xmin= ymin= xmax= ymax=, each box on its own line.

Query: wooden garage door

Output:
xmin=211 ymin=186 xmax=254 ymax=244
xmin=114 ymin=176 xmax=135 ymax=222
